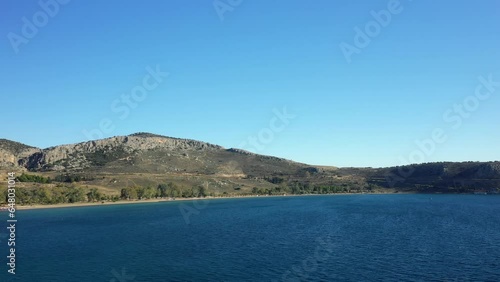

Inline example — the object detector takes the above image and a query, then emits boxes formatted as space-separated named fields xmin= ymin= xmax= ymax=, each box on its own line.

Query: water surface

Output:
xmin=2 ymin=194 xmax=499 ymax=281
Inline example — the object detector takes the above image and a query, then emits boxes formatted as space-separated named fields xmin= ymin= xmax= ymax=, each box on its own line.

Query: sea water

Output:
xmin=2 ymin=194 xmax=499 ymax=281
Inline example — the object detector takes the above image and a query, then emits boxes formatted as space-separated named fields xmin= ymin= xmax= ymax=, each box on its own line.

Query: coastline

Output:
xmin=14 ymin=196 xmax=233 ymax=210
xmin=10 ymin=192 xmax=401 ymax=211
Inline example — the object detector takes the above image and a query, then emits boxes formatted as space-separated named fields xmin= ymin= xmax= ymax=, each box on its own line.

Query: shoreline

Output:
xmin=9 ymin=192 xmax=405 ymax=211
xmin=8 ymin=191 xmax=498 ymax=211
xmin=5 ymin=190 xmax=496 ymax=211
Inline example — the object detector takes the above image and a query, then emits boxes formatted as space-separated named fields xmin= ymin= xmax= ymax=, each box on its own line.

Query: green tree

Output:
xmin=167 ymin=182 xmax=180 ymax=197
xmin=35 ymin=188 xmax=51 ymax=204
xmin=67 ymin=187 xmax=86 ymax=203
xmin=142 ymin=186 xmax=156 ymax=199
xmin=157 ymin=184 xmax=168 ymax=198
xmin=120 ymin=188 xmax=129 ymax=199
xmin=87 ymin=188 xmax=100 ymax=202
xmin=121 ymin=187 xmax=138 ymax=200
xmin=199 ymin=186 xmax=207 ymax=197
xmin=136 ymin=187 xmax=145 ymax=199
xmin=181 ymin=187 xmax=193 ymax=198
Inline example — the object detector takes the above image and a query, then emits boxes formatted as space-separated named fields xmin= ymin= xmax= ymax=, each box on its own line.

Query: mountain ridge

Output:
xmin=1 ymin=133 xmax=499 ymax=197
xmin=0 ymin=132 xmax=304 ymax=173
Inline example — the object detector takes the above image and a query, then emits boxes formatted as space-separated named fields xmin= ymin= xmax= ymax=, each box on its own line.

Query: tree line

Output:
xmin=16 ymin=173 xmax=96 ymax=184
xmin=250 ymin=182 xmax=356 ymax=195
xmin=0 ymin=186 xmax=119 ymax=205
xmin=1 ymin=179 xmax=385 ymax=206
xmin=120 ymin=183 xmax=208 ymax=200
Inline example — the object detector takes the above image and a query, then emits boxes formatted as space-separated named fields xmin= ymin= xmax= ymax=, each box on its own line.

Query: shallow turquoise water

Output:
xmin=1 ymin=194 xmax=499 ymax=281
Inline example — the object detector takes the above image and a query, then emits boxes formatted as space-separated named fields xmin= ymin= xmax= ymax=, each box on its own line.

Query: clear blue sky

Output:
xmin=1 ymin=0 xmax=499 ymax=167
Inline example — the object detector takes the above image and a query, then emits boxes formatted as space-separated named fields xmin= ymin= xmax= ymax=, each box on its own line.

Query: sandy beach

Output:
xmin=13 ymin=195 xmax=300 ymax=210
xmin=7 ymin=192 xmax=402 ymax=211
xmin=13 ymin=196 xmax=229 ymax=210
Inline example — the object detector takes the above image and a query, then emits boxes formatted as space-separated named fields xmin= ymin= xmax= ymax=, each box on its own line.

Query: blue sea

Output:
xmin=1 ymin=194 xmax=500 ymax=281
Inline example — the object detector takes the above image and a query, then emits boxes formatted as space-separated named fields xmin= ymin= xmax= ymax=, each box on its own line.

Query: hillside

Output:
xmin=0 ymin=139 xmax=41 ymax=168
xmin=0 ymin=133 xmax=499 ymax=205
xmin=10 ymin=132 xmax=306 ymax=177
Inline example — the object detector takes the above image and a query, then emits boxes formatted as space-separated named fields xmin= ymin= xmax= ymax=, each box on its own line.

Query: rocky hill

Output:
xmin=0 ymin=139 xmax=40 ymax=168
xmin=1 ymin=133 xmax=499 ymax=196
xmin=2 ymin=133 xmax=306 ymax=177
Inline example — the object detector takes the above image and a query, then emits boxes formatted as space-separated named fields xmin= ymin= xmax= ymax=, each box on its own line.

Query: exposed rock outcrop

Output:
xmin=4 ymin=134 xmax=226 ymax=171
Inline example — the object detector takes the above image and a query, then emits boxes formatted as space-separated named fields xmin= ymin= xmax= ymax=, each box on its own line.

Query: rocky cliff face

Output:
xmin=0 ymin=139 xmax=41 ymax=168
xmin=3 ymin=133 xmax=226 ymax=171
